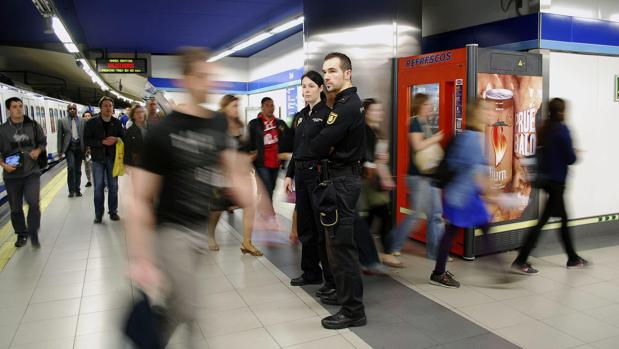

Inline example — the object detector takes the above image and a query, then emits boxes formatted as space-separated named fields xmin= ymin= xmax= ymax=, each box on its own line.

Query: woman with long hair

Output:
xmin=512 ymin=98 xmax=587 ymax=273
xmin=206 ymin=95 xmax=263 ymax=256
xmin=284 ymin=71 xmax=336 ymax=296
xmin=123 ymin=104 xmax=147 ymax=169
xmin=388 ymin=93 xmax=445 ymax=263
xmin=430 ymin=101 xmax=495 ymax=288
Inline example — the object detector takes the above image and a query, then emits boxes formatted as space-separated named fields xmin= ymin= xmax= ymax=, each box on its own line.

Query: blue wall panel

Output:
xmin=422 ymin=14 xmax=539 ymax=53
xmin=541 ymin=13 xmax=619 ymax=54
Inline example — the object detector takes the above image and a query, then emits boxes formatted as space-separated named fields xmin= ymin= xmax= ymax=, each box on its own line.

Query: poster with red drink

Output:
xmin=478 ymin=73 xmax=543 ymax=223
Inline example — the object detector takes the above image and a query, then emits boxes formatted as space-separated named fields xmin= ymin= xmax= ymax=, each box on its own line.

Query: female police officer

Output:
xmin=284 ymin=71 xmax=336 ymax=298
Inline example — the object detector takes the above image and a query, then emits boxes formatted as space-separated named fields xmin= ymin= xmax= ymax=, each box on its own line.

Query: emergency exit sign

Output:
xmin=615 ymin=75 xmax=619 ymax=101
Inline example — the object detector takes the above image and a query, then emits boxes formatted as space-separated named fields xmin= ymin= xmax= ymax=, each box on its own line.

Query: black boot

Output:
xmin=315 ymin=284 xmax=336 ymax=298
xmin=320 ymin=293 xmax=341 ymax=306
xmin=321 ymin=311 xmax=366 ymax=330
xmin=290 ymin=275 xmax=322 ymax=286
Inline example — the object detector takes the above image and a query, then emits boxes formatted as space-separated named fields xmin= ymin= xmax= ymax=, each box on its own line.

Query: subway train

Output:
xmin=0 ymin=81 xmax=122 ymax=205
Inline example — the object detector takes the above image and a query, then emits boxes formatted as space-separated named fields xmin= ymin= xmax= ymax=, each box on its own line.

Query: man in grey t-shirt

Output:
xmin=0 ymin=97 xmax=47 ymax=248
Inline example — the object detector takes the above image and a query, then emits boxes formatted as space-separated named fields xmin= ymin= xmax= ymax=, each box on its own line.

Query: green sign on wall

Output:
xmin=616 ymin=75 xmax=619 ymax=102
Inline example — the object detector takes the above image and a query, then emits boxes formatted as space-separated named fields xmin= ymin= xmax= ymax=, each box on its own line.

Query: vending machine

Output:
xmin=395 ymin=45 xmax=543 ymax=259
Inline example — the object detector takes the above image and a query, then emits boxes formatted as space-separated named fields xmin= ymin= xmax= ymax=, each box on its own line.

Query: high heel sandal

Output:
xmin=240 ymin=243 xmax=263 ymax=257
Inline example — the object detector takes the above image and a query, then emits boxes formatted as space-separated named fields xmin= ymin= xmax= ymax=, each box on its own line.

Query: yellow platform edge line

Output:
xmin=0 ymin=168 xmax=67 ymax=271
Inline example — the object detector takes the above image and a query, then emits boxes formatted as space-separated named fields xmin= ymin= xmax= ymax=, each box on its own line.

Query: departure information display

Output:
xmin=96 ymin=58 xmax=147 ymax=74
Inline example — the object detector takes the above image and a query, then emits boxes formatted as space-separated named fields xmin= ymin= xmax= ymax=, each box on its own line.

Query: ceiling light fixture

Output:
xmin=208 ymin=15 xmax=303 ymax=62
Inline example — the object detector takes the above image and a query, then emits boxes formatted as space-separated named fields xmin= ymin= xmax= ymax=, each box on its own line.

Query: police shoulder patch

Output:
xmin=327 ymin=112 xmax=338 ymax=125
xmin=297 ymin=117 xmax=303 ymax=126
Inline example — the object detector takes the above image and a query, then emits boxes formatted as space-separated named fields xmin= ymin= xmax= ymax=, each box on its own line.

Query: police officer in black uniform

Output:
xmin=310 ymin=52 xmax=366 ymax=329
xmin=284 ymin=71 xmax=336 ymax=298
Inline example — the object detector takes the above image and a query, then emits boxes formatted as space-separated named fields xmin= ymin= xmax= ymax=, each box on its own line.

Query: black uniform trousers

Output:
xmin=325 ymin=174 xmax=364 ymax=318
xmin=295 ymin=167 xmax=334 ymax=287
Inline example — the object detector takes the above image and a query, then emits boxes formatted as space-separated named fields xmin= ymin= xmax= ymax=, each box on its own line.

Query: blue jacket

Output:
xmin=539 ymin=123 xmax=576 ymax=184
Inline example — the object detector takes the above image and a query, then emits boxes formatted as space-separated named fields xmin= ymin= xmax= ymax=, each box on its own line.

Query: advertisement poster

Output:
xmin=478 ymin=73 xmax=543 ymax=223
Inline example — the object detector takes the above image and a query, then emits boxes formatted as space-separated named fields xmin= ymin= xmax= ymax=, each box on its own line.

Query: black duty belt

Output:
xmin=323 ymin=160 xmax=362 ymax=178
xmin=295 ymin=160 xmax=318 ymax=170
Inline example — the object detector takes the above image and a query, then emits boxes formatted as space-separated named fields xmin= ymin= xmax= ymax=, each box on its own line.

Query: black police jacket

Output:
xmin=309 ymin=87 xmax=365 ymax=165
xmin=245 ymin=115 xmax=292 ymax=168
xmin=285 ymin=100 xmax=330 ymax=178
xmin=83 ymin=115 xmax=124 ymax=163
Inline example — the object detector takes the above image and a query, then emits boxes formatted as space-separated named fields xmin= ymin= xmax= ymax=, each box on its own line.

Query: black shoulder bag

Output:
xmin=31 ymin=121 xmax=48 ymax=169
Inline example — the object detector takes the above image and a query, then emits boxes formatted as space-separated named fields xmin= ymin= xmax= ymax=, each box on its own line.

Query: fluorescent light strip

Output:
xmin=208 ymin=15 xmax=304 ymax=62
xmin=232 ymin=32 xmax=273 ymax=52
xmin=51 ymin=16 xmax=72 ymax=43
xmin=52 ymin=16 xmax=138 ymax=102
xmin=64 ymin=43 xmax=79 ymax=53
xmin=270 ymin=16 xmax=304 ymax=34
xmin=207 ymin=49 xmax=236 ymax=63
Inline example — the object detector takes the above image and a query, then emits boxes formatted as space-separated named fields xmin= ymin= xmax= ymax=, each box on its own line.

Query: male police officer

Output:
xmin=310 ymin=52 xmax=366 ymax=329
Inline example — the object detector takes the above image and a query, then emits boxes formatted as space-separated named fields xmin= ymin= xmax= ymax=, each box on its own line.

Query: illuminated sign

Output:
xmin=96 ymin=58 xmax=147 ymax=74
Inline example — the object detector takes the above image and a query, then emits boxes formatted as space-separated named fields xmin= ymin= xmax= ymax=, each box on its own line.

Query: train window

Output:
xmin=52 ymin=109 xmax=58 ymax=133
xmin=24 ymin=105 xmax=28 ymax=116
xmin=31 ymin=106 xmax=35 ymax=119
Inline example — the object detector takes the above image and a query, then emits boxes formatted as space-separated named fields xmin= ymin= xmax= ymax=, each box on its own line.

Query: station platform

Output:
xmin=0 ymin=167 xmax=618 ymax=349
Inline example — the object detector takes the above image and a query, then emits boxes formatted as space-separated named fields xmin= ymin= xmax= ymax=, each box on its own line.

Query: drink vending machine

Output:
xmin=395 ymin=45 xmax=543 ymax=259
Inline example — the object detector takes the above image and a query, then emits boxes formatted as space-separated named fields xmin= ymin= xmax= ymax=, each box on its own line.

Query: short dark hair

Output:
xmin=261 ymin=97 xmax=273 ymax=106
xmin=301 ymin=70 xmax=324 ymax=87
xmin=177 ymin=47 xmax=210 ymax=76
xmin=5 ymin=97 xmax=22 ymax=110
xmin=98 ymin=96 xmax=114 ymax=108
xmin=324 ymin=52 xmax=352 ymax=71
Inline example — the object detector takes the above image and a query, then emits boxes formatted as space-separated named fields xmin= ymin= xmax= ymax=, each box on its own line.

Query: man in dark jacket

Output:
xmin=84 ymin=96 xmax=124 ymax=223
xmin=0 ymin=97 xmax=46 ymax=248
xmin=246 ymin=97 xmax=291 ymax=201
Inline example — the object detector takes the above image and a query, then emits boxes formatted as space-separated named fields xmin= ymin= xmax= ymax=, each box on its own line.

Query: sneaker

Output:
xmin=430 ymin=271 xmax=460 ymax=288
xmin=109 ymin=213 xmax=120 ymax=221
xmin=85 ymin=182 xmax=92 ymax=187
xmin=14 ymin=235 xmax=28 ymax=247
xmin=567 ymin=257 xmax=589 ymax=269
xmin=511 ymin=262 xmax=539 ymax=274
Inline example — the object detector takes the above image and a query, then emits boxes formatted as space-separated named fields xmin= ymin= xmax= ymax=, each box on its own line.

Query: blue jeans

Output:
xmin=92 ymin=157 xmax=118 ymax=218
xmin=389 ymin=175 xmax=444 ymax=259
xmin=255 ymin=167 xmax=279 ymax=200
xmin=65 ymin=144 xmax=83 ymax=193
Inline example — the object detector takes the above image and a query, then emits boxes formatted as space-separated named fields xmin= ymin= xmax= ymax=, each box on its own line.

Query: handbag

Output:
xmin=124 ymin=291 xmax=164 ymax=349
xmin=113 ymin=138 xmax=125 ymax=177
xmin=412 ymin=117 xmax=443 ymax=174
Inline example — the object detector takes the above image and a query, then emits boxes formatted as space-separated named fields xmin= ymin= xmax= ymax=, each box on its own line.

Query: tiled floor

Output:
xmin=0 ymin=173 xmax=618 ymax=348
